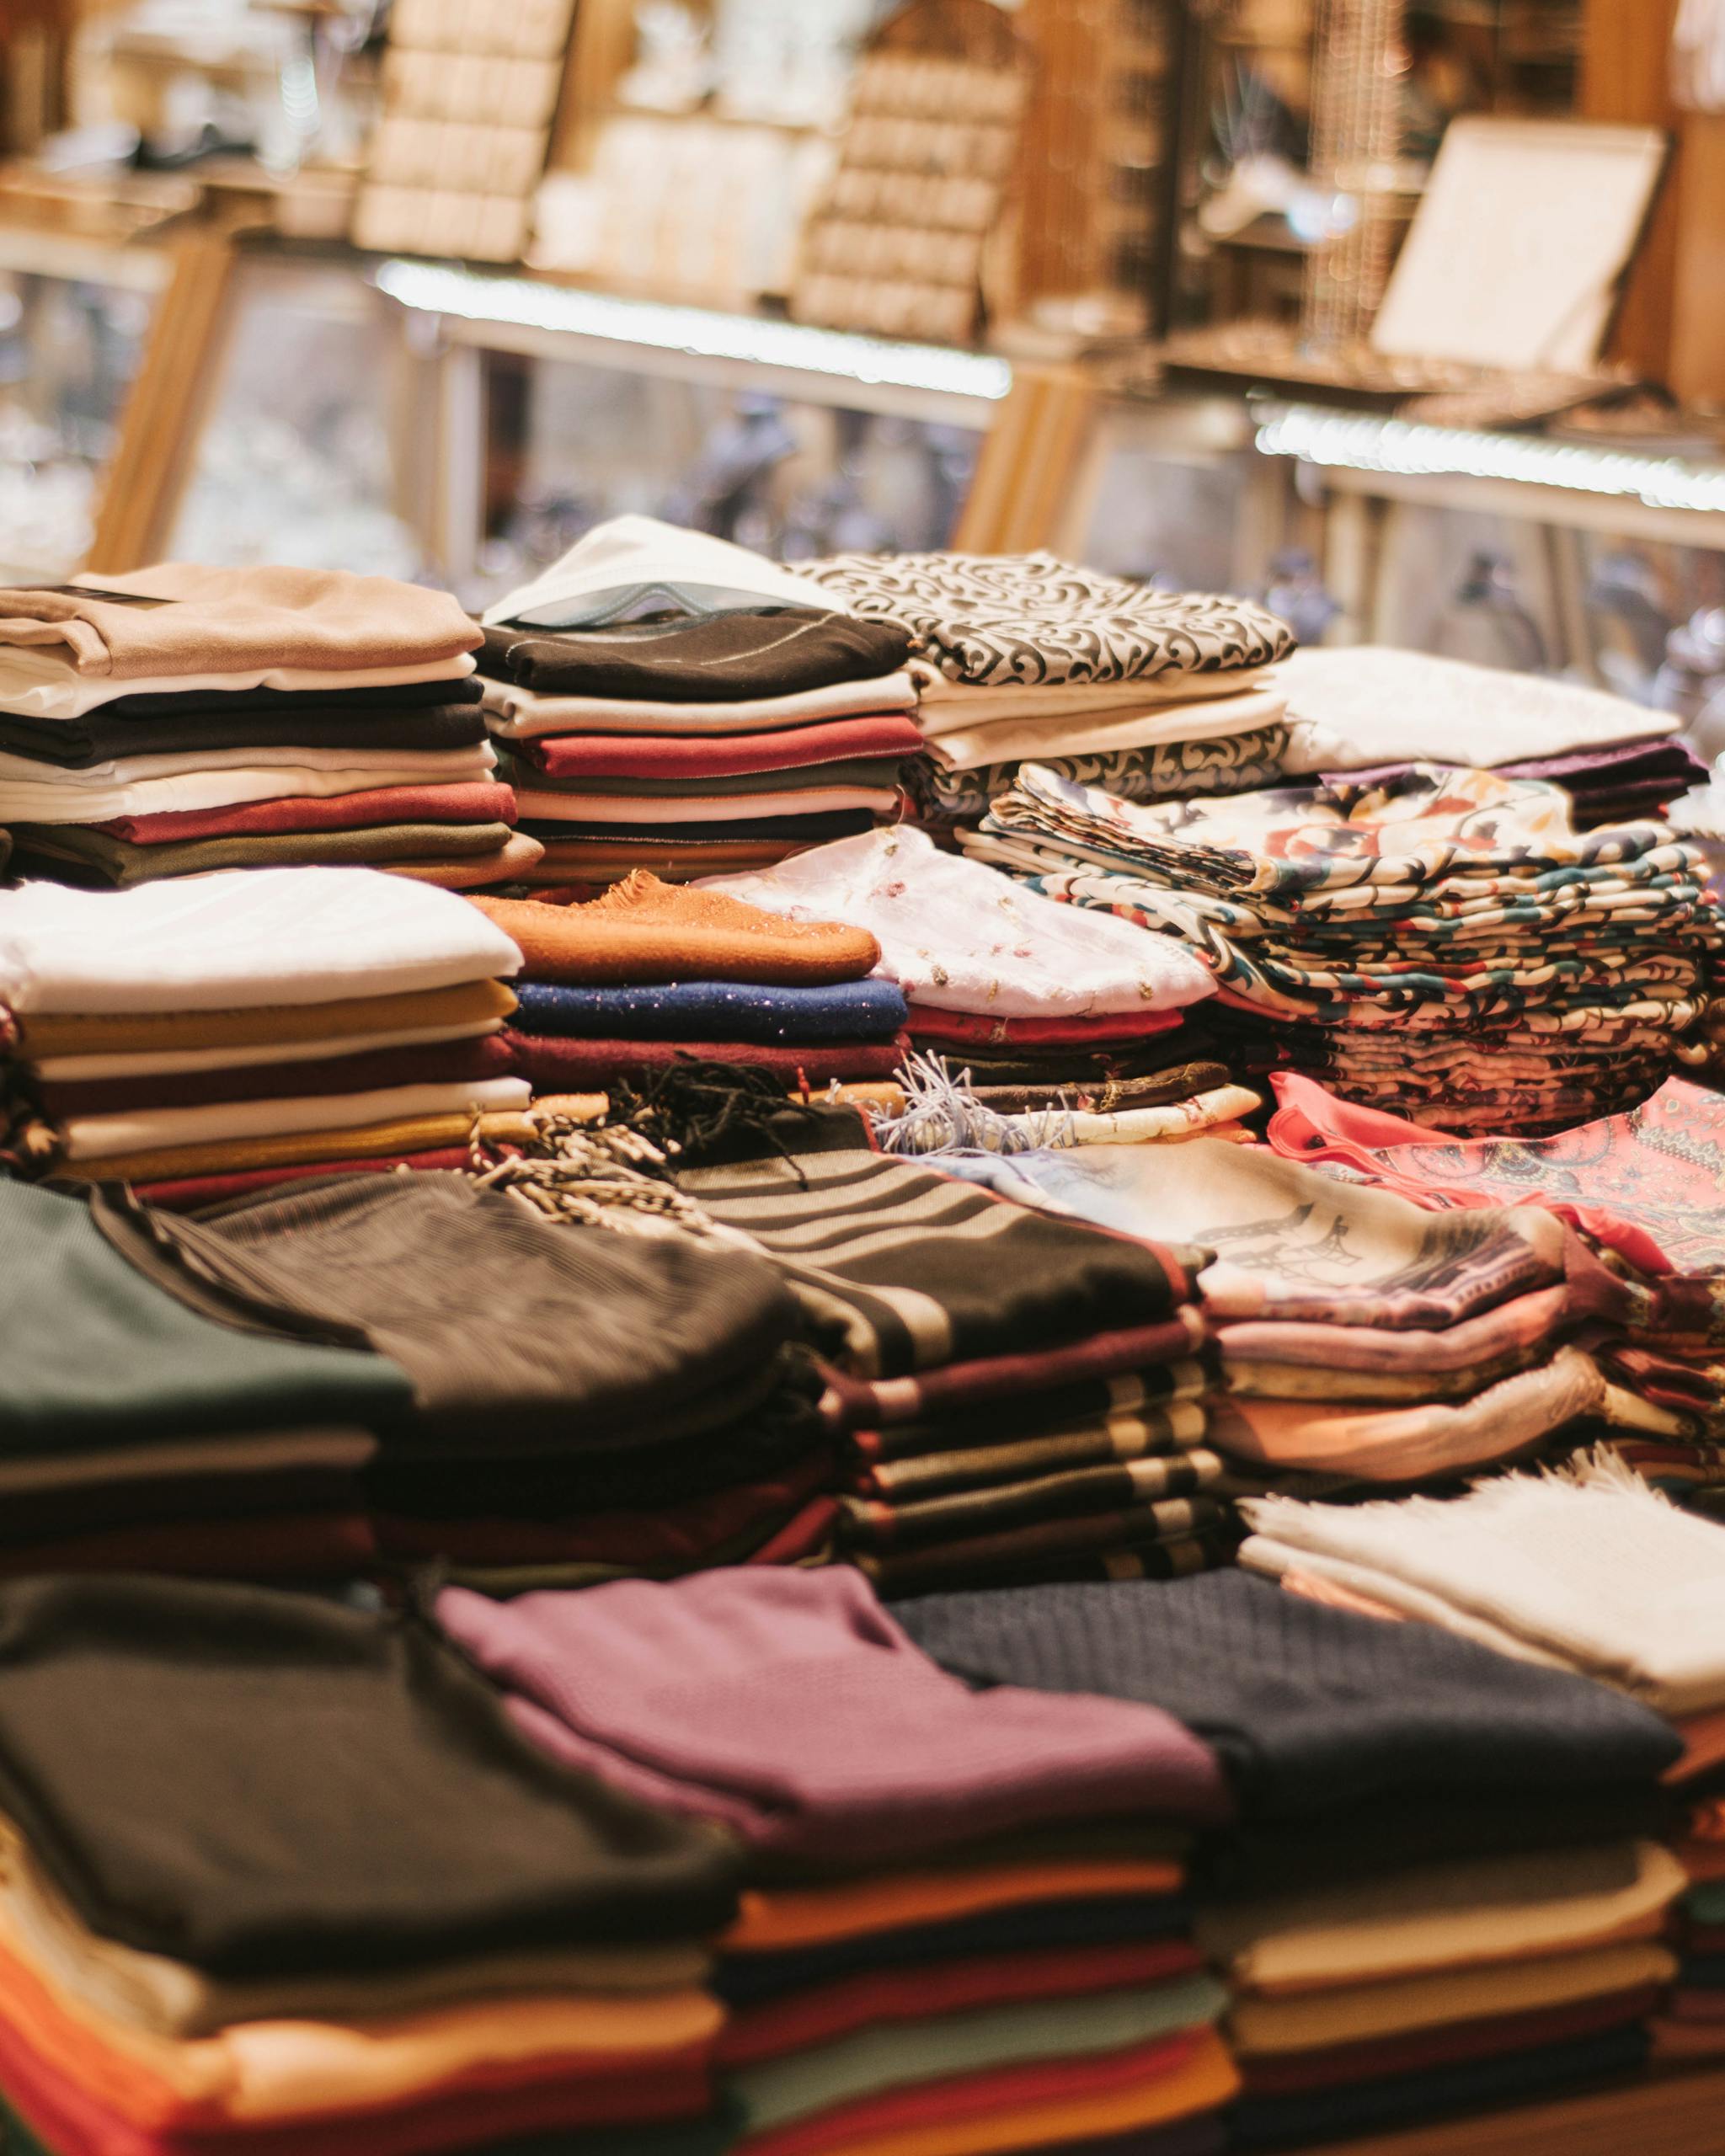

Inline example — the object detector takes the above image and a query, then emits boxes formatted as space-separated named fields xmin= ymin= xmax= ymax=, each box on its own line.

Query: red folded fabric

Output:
xmin=745 ymin=1495 xmax=840 ymax=1566
xmin=522 ymin=715 xmax=927 ymax=782
xmin=0 ymin=1512 xmax=377 ymax=1582
xmin=135 ymin=1147 xmax=483 ymax=1209
xmin=1237 ymin=1987 xmax=1664 ymax=2098
xmin=718 ymin=1940 xmax=1204 ymax=2068
xmin=375 ymin=1449 xmax=836 ymax=1569
xmin=93 ymin=782 xmax=518 ymax=846
xmin=740 ymin=2027 xmax=1210 ymax=2156
xmin=504 ymin=1029 xmax=910 ymax=1091
xmin=907 ymin=1006 xmax=1186 ymax=1048
xmin=37 ymin=1035 xmax=517 ymax=1119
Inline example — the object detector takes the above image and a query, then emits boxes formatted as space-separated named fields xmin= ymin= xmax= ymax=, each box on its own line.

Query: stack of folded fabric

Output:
xmin=0 ymin=1572 xmax=743 ymax=2156
xmin=0 ymin=869 xmax=531 ymax=1206
xmin=477 ymin=518 xmax=921 ymax=888
xmin=467 ymin=876 xmax=909 ymax=1096
xmin=896 ymin=1568 xmax=1689 ymax=2148
xmin=969 ymin=762 xmax=1717 ymax=1135
xmin=786 ymin=547 xmax=1296 ymax=840
xmin=921 ymin=1129 xmax=1634 ymax=1486
xmin=0 ymin=564 xmax=543 ymax=889
xmin=0 ymin=1175 xmax=411 ymax=1580
xmin=703 ymin=826 xmax=1240 ymax=1118
xmin=436 ymin=1566 xmax=1243 ymax=2156
xmin=1282 ymin=643 xmax=1707 ymax=828
xmin=664 ymin=1097 xmax=1235 ymax=1593
xmin=94 ymin=1165 xmax=840 ymax=1587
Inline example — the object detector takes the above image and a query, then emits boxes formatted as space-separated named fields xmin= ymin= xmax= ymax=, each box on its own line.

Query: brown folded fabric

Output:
xmin=853 ymin=1496 xmax=1231 ymax=1596
xmin=469 ymin=873 xmax=880 ymax=986
xmin=35 ymin=1036 xmax=519 ymax=1118
xmin=843 ymin=1450 xmax=1227 ymax=1552
xmin=385 ymin=835 xmax=547 ymax=890
xmin=9 ymin=566 xmax=479 ymax=676
xmin=504 ymin=1029 xmax=908 ymax=1091
xmin=95 ymin=782 xmax=518 ymax=845
xmin=859 ymin=1401 xmax=1214 ymax=1502
xmin=0 ymin=1510 xmax=377 ymax=1580
xmin=56 ymin=1108 xmax=537 ymax=1186
xmin=10 ymin=821 xmax=514 ymax=888
xmin=136 ymin=1150 xmax=480 ymax=1210
xmin=17 ymin=980 xmax=518 ymax=1059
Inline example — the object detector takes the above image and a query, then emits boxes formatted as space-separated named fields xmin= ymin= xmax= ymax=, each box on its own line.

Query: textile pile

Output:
xmin=0 ymin=1572 xmax=744 ymax=2156
xmin=438 ymin=1565 xmax=1244 ymax=2156
xmin=478 ymin=520 xmax=921 ymax=889
xmin=467 ymin=876 xmax=910 ymax=1097
xmin=704 ymin=827 xmax=1254 ymax=1133
xmin=0 ymin=566 xmax=538 ymax=890
xmin=967 ymin=761 xmax=1717 ymax=1135
xmin=786 ymin=549 xmax=1296 ymax=836
xmin=0 ymin=868 xmax=530 ymax=1206
xmin=898 ymin=1568 xmax=1689 ymax=2148
xmin=670 ymin=1101 xmax=1238 ymax=1594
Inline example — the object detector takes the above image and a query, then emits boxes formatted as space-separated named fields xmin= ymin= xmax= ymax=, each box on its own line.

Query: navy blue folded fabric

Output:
xmin=513 ymin=979 xmax=909 ymax=1045
xmin=1226 ymin=2025 xmax=1650 ymax=2148
xmin=716 ymin=1893 xmax=1193 ymax=2004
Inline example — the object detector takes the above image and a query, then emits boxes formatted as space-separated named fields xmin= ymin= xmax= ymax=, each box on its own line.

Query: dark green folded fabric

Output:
xmin=10 ymin=819 xmax=514 ymax=887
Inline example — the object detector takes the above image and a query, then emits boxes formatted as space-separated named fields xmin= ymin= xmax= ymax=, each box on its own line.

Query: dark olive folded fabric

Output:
xmin=0 ymin=695 xmax=487 ymax=769
xmin=480 ymin=611 xmax=911 ymax=701
xmin=10 ymin=819 xmax=514 ymax=887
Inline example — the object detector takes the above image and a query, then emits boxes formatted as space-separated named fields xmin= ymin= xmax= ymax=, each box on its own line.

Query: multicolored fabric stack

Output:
xmin=0 ymin=565 xmax=539 ymax=889
xmin=478 ymin=519 xmax=921 ymax=889
xmin=668 ymin=1102 xmax=1237 ymax=1595
xmin=0 ymin=1572 xmax=743 ymax=2156
xmin=896 ymin=1567 xmax=1689 ymax=2149
xmin=784 ymin=549 xmax=1296 ymax=838
xmin=467 ymin=877 xmax=909 ymax=1096
xmin=436 ymin=1566 xmax=1243 ymax=2156
xmin=967 ymin=762 xmax=1717 ymax=1135
xmin=0 ymin=868 xmax=530 ymax=1206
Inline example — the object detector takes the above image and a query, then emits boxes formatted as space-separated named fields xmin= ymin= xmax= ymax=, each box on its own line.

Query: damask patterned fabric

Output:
xmin=788 ymin=552 xmax=1295 ymax=692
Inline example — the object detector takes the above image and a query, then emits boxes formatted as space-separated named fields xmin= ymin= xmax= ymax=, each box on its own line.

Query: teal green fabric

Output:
xmin=731 ymin=1972 xmax=1227 ymax=2133
xmin=0 ymin=1179 xmax=412 ymax=1450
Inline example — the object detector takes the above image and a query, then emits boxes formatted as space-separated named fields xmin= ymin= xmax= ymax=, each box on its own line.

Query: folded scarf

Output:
xmin=514 ymin=785 xmax=900 ymax=825
xmin=0 ymin=651 xmax=475 ymax=723
xmin=0 ymin=868 xmax=523 ymax=1015
xmin=51 ymin=1076 xmax=531 ymax=1165
xmin=34 ymin=1034 xmax=519 ymax=1118
xmin=94 ymin=781 xmax=516 ymax=845
xmin=511 ymin=979 xmax=907 ymax=1045
xmin=479 ymin=610 xmax=911 ymax=700
xmin=481 ymin=675 xmax=917 ymax=738
xmin=503 ymin=1030 xmax=910 ymax=1091
xmin=905 ymin=1006 xmax=1183 ymax=1048
xmin=10 ymin=820 xmax=516 ymax=889
xmin=468 ymin=875 xmax=879 ymax=986
xmin=19 ymin=978 xmax=518 ymax=1062
xmin=853 ymin=1508 xmax=1231 ymax=1600
xmin=385 ymin=833 xmax=546 ymax=889
xmin=435 ymin=1567 xmax=1230 ymax=1865
xmin=520 ymin=715 xmax=926 ymax=782
xmin=56 ymin=1110 xmax=534 ymax=1188
xmin=0 ymin=697 xmax=488 ymax=771
xmin=923 ymin=691 xmax=1289 ymax=778
xmin=527 ymin=756 xmax=907 ymax=803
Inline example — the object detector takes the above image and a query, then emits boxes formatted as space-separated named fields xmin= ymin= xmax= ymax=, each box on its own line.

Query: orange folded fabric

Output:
xmin=468 ymin=873 xmax=880 ymax=987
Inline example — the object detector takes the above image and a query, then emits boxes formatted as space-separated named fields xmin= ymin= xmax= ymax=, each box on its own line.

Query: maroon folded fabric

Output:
xmin=0 ymin=1512 xmax=378 ymax=1582
xmin=36 ymin=1035 xmax=517 ymax=1119
xmin=135 ymin=1148 xmax=483 ymax=1209
xmin=93 ymin=782 xmax=518 ymax=845
xmin=908 ymin=1006 xmax=1186 ymax=1047
xmin=503 ymin=1029 xmax=910 ymax=1091
xmin=521 ymin=715 xmax=927 ymax=781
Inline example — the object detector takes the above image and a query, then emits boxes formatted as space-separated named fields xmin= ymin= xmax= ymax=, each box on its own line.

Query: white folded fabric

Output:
xmin=481 ymin=671 xmax=916 ymax=737
xmin=61 ymin=1075 xmax=531 ymax=1161
xmin=0 ymin=757 xmax=498 ymax=825
xmin=928 ymin=689 xmax=1288 ymax=772
xmin=1240 ymin=1449 xmax=1725 ymax=1715
xmin=35 ymin=1018 xmax=506 ymax=1081
xmin=1278 ymin=647 xmax=1679 ymax=772
xmin=513 ymin=786 xmax=899 ymax=825
xmin=0 ymin=653 xmax=475 ymax=721
xmin=915 ymin=670 xmax=1273 ymax=722
xmin=700 ymin=825 xmax=1215 ymax=1016
xmin=0 ymin=742 xmax=498 ymax=786
xmin=0 ymin=868 xmax=523 ymax=1014
xmin=483 ymin=513 xmax=829 ymax=627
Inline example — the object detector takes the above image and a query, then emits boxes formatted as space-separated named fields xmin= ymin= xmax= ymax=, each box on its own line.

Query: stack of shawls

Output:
xmin=437 ymin=1566 xmax=1242 ymax=2156
xmin=92 ymin=1168 xmax=838 ymax=1588
xmin=969 ymin=763 xmax=1720 ymax=1135
xmin=896 ymin=1569 xmax=1685 ymax=2146
xmin=478 ymin=519 xmax=921 ymax=888
xmin=670 ymin=1102 xmax=1235 ymax=1594
xmin=922 ymin=1134 xmax=1632 ymax=1486
xmin=786 ymin=548 xmax=1296 ymax=835
xmin=0 ymin=1573 xmax=742 ymax=2156
xmin=0 ymin=565 xmax=542 ymax=889
xmin=702 ymin=827 xmax=1237 ymax=1115
xmin=468 ymin=877 xmax=908 ymax=1093
xmin=0 ymin=868 xmax=530 ymax=1206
